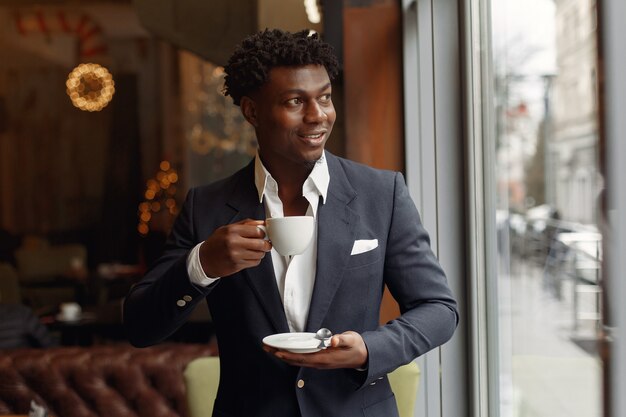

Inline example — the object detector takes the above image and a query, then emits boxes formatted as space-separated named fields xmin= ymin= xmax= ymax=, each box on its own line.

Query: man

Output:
xmin=124 ymin=29 xmax=458 ymax=417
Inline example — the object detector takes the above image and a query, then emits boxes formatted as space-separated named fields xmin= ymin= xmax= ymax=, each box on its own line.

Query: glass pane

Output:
xmin=491 ymin=0 xmax=603 ymax=416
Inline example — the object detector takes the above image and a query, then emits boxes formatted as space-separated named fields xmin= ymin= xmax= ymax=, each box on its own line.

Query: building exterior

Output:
xmin=550 ymin=0 xmax=602 ymax=224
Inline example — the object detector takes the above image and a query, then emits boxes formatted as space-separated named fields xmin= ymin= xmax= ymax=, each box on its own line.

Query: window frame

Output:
xmin=402 ymin=0 xmax=469 ymax=416
xmin=601 ymin=0 xmax=626 ymax=416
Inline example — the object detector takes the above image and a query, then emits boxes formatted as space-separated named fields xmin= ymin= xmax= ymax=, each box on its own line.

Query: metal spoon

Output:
xmin=315 ymin=328 xmax=332 ymax=349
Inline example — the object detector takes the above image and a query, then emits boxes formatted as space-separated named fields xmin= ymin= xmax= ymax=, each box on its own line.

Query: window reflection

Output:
xmin=492 ymin=0 xmax=602 ymax=416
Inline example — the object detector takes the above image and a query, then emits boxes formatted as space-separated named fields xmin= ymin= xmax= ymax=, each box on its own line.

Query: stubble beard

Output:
xmin=301 ymin=158 xmax=318 ymax=172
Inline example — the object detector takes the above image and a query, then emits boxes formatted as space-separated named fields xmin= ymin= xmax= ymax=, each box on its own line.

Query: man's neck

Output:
xmin=255 ymin=152 xmax=326 ymax=216
xmin=281 ymin=196 xmax=310 ymax=216
xmin=268 ymin=160 xmax=315 ymax=185
xmin=275 ymin=173 xmax=310 ymax=216
xmin=262 ymin=156 xmax=315 ymax=191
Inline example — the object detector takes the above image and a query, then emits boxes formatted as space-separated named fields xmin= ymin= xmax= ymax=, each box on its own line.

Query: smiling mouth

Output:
xmin=298 ymin=132 xmax=326 ymax=140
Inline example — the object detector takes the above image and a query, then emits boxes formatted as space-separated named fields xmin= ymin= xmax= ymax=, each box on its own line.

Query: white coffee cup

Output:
xmin=59 ymin=302 xmax=82 ymax=321
xmin=258 ymin=216 xmax=315 ymax=256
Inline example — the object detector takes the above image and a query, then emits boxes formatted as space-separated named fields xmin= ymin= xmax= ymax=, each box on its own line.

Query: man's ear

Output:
xmin=240 ymin=96 xmax=258 ymax=127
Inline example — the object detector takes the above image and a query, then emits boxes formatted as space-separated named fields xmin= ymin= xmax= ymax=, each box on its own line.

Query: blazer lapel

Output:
xmin=227 ymin=161 xmax=290 ymax=334
xmin=305 ymin=154 xmax=359 ymax=332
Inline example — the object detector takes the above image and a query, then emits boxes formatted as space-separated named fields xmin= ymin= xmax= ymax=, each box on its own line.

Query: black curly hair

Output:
xmin=223 ymin=29 xmax=340 ymax=106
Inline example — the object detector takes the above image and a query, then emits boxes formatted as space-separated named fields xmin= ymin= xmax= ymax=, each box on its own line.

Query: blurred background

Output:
xmin=1 ymin=0 xmax=625 ymax=417
xmin=0 ymin=0 xmax=405 ymax=344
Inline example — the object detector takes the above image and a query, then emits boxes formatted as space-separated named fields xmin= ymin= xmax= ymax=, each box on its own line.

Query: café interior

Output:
xmin=1 ymin=0 xmax=626 ymax=417
xmin=0 ymin=1 xmax=409 ymax=416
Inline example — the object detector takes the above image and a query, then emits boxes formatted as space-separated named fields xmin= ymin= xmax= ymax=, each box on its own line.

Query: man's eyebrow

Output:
xmin=281 ymin=83 xmax=332 ymax=95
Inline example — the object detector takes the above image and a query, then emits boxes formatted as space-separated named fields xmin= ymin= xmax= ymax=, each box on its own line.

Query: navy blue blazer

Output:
xmin=124 ymin=152 xmax=458 ymax=417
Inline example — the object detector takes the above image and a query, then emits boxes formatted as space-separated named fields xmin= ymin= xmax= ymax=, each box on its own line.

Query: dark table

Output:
xmin=43 ymin=300 xmax=213 ymax=346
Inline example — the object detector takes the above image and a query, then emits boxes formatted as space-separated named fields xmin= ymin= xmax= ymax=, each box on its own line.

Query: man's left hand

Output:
xmin=263 ymin=331 xmax=368 ymax=369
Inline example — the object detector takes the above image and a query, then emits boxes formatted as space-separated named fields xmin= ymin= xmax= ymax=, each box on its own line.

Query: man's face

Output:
xmin=243 ymin=65 xmax=336 ymax=172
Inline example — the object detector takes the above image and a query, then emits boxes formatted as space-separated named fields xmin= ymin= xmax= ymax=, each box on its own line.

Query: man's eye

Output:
xmin=286 ymin=98 xmax=302 ymax=106
xmin=319 ymin=94 xmax=332 ymax=103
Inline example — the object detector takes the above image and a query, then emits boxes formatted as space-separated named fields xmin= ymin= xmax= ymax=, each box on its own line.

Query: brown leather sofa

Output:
xmin=0 ymin=343 xmax=215 ymax=417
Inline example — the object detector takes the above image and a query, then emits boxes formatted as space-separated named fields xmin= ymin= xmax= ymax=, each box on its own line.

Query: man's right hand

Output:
xmin=198 ymin=219 xmax=271 ymax=278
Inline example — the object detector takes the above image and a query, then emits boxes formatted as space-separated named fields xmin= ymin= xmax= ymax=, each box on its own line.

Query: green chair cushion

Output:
xmin=184 ymin=357 xmax=420 ymax=417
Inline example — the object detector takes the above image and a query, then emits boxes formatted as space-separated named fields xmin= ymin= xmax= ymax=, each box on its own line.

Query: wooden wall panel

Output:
xmin=343 ymin=1 xmax=404 ymax=172
xmin=343 ymin=0 xmax=403 ymax=323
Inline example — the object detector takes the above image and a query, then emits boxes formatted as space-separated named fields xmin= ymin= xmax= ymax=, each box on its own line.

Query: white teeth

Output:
xmin=302 ymin=133 xmax=323 ymax=139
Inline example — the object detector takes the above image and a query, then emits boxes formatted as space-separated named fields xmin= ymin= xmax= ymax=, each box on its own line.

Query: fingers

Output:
xmin=236 ymin=220 xmax=272 ymax=252
xmin=330 ymin=331 xmax=362 ymax=348
xmin=272 ymin=350 xmax=321 ymax=368
xmin=262 ymin=345 xmax=311 ymax=368
xmin=238 ymin=220 xmax=268 ymax=240
xmin=221 ymin=220 xmax=271 ymax=252
xmin=240 ymin=219 xmax=265 ymax=226
xmin=271 ymin=349 xmax=338 ymax=369
xmin=236 ymin=238 xmax=271 ymax=256
xmin=198 ymin=219 xmax=272 ymax=277
xmin=330 ymin=332 xmax=354 ymax=348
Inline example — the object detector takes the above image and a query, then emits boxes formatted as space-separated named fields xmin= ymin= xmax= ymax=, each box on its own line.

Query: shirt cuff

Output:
xmin=187 ymin=242 xmax=220 ymax=287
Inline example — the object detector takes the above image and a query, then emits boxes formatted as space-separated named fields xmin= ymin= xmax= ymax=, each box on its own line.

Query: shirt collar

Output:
xmin=254 ymin=151 xmax=329 ymax=204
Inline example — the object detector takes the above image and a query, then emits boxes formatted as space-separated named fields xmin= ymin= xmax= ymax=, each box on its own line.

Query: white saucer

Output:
xmin=262 ymin=332 xmax=325 ymax=353
xmin=56 ymin=313 xmax=82 ymax=322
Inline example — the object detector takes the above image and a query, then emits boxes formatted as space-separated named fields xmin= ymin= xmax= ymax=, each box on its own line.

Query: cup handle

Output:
xmin=257 ymin=225 xmax=270 ymax=241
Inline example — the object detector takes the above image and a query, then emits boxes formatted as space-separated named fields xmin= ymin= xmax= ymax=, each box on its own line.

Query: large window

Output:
xmin=473 ymin=0 xmax=605 ymax=415
xmin=403 ymin=0 xmax=626 ymax=415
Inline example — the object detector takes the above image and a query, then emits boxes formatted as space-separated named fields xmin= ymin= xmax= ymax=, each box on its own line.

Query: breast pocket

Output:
xmin=346 ymin=246 xmax=382 ymax=269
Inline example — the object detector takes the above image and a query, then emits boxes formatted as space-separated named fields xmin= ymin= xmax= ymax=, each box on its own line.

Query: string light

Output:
xmin=138 ymin=161 xmax=179 ymax=236
xmin=66 ymin=63 xmax=115 ymax=112
xmin=304 ymin=0 xmax=321 ymax=24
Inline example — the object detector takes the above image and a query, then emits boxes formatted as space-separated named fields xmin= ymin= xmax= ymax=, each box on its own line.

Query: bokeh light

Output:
xmin=66 ymin=63 xmax=115 ymax=112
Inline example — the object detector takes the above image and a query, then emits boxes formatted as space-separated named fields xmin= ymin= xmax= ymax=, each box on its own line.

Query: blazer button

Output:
xmin=183 ymin=295 xmax=192 ymax=302
xmin=297 ymin=379 xmax=305 ymax=389
xmin=176 ymin=299 xmax=186 ymax=307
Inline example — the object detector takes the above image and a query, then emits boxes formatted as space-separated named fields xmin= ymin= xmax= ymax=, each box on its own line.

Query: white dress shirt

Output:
xmin=186 ymin=152 xmax=329 ymax=332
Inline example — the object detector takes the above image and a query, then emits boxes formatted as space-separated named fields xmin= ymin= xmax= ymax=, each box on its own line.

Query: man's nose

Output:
xmin=303 ymin=101 xmax=327 ymax=123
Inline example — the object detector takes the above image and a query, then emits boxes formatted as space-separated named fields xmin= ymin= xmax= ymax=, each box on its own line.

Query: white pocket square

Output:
xmin=350 ymin=239 xmax=379 ymax=255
